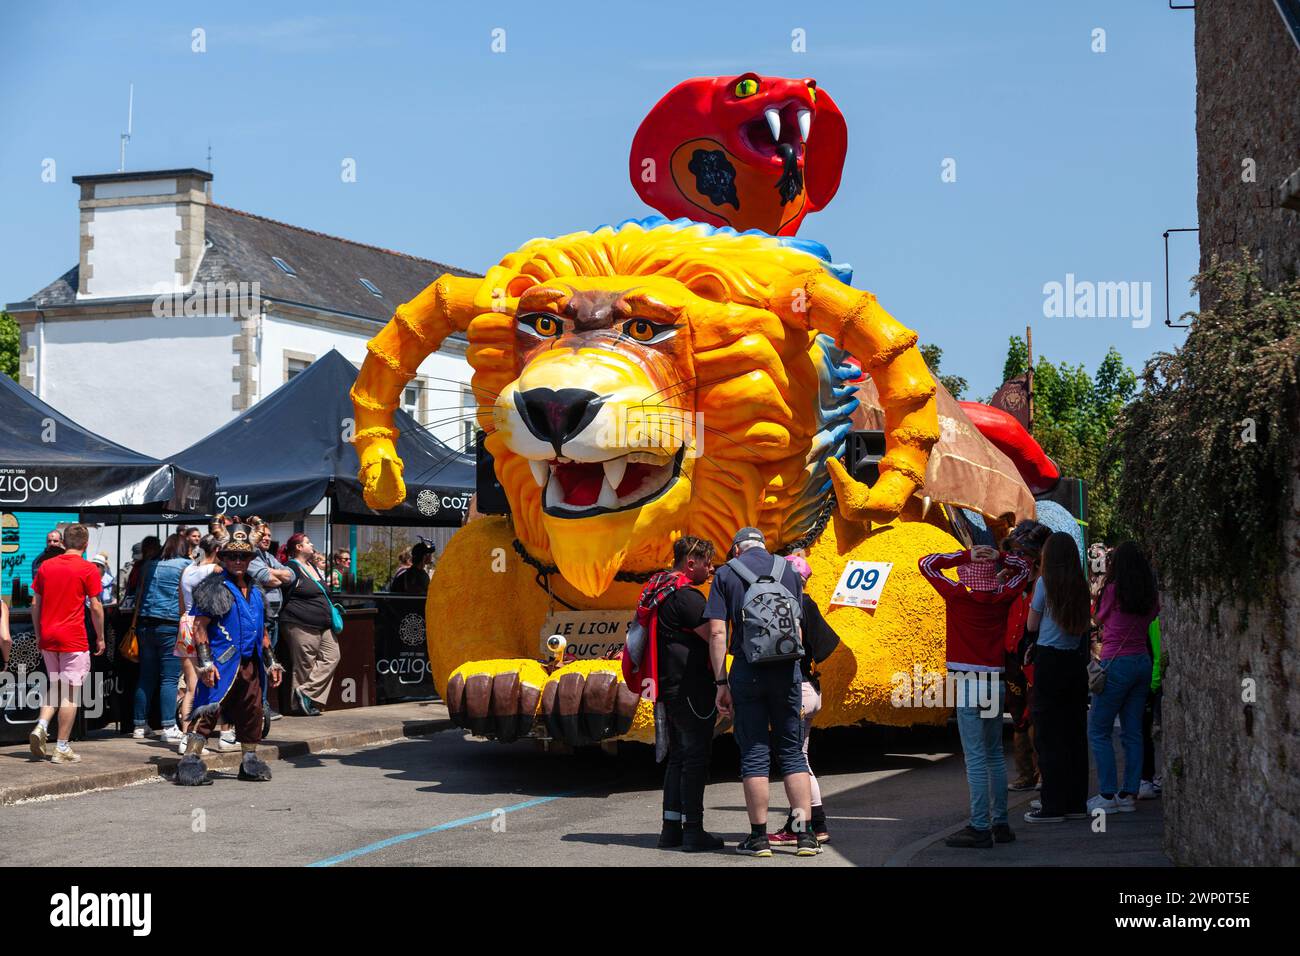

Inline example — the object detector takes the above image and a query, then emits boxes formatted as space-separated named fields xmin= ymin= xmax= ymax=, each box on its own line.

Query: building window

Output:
xmin=284 ymin=351 xmax=315 ymax=383
xmin=402 ymin=384 xmax=420 ymax=419
xmin=271 ymin=256 xmax=297 ymax=277
xmin=359 ymin=278 xmax=383 ymax=297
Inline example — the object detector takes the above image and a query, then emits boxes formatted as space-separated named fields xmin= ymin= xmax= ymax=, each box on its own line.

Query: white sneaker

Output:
xmin=1115 ymin=793 xmax=1137 ymax=813
xmin=29 ymin=725 xmax=49 ymax=758
xmin=1087 ymin=794 xmax=1119 ymax=814
xmin=161 ymin=725 xmax=186 ymax=744
xmin=1138 ymin=780 xmax=1159 ymax=800
xmin=215 ymin=731 xmax=240 ymax=753
xmin=52 ymin=745 xmax=81 ymax=764
xmin=132 ymin=726 xmax=160 ymax=740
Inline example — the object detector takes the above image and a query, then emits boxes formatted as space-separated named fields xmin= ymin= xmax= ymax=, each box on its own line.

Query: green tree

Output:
xmin=0 ymin=312 xmax=19 ymax=382
xmin=1001 ymin=334 xmax=1030 ymax=383
xmin=919 ymin=342 xmax=968 ymax=400
xmin=999 ymin=335 xmax=1137 ymax=541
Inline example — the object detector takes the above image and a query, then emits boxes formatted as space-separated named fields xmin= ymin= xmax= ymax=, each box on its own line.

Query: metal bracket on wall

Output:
xmin=1164 ymin=227 xmax=1199 ymax=329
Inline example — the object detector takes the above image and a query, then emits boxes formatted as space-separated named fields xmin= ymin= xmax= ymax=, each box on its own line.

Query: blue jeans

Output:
xmin=954 ymin=674 xmax=1007 ymax=830
xmin=729 ymin=657 xmax=808 ymax=780
xmin=133 ymin=623 xmax=181 ymax=729
xmin=1088 ymin=653 xmax=1151 ymax=796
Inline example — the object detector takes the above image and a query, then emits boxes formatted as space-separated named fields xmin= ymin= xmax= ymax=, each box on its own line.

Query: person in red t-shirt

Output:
xmin=29 ymin=523 xmax=105 ymax=764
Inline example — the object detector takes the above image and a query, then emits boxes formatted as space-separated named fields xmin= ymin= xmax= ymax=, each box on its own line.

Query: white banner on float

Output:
xmin=829 ymin=561 xmax=893 ymax=609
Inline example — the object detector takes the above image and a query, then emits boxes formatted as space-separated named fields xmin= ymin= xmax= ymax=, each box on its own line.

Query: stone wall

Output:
xmin=1164 ymin=0 xmax=1300 ymax=868
xmin=1160 ymin=431 xmax=1299 ymax=865
xmin=1195 ymin=0 xmax=1300 ymax=287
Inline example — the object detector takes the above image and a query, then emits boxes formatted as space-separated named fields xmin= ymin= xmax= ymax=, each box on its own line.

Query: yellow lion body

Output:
xmin=354 ymin=219 xmax=959 ymax=743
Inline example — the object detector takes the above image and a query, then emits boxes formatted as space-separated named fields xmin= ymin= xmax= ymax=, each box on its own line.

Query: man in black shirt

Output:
xmin=655 ymin=536 xmax=725 ymax=853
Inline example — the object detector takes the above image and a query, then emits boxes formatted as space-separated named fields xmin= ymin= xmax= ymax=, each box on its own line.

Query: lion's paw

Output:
xmin=445 ymin=659 xmax=645 ymax=746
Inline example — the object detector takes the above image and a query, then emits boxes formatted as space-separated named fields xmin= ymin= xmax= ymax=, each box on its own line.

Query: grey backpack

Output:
xmin=727 ymin=554 xmax=804 ymax=665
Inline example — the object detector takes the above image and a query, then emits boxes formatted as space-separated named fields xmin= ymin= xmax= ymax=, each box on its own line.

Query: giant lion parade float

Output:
xmin=349 ymin=73 xmax=1068 ymax=747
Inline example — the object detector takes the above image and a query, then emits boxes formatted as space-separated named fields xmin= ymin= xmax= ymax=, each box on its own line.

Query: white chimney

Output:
xmin=71 ymin=168 xmax=212 ymax=299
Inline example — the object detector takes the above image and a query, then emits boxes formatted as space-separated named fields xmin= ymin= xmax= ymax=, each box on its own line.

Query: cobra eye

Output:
xmin=734 ymin=78 xmax=759 ymax=97
xmin=807 ymin=84 xmax=817 ymax=104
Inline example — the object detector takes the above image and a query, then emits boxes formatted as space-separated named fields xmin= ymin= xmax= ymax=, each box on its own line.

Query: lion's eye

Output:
xmin=627 ymin=320 xmax=655 ymax=341
xmin=734 ymin=78 xmax=759 ymax=97
xmin=620 ymin=318 xmax=676 ymax=344
xmin=518 ymin=313 xmax=563 ymax=338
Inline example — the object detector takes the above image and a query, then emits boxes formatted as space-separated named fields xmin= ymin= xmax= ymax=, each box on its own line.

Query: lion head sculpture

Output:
xmin=469 ymin=218 xmax=863 ymax=596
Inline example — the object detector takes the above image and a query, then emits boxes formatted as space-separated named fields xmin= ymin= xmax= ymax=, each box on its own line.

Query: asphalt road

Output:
xmin=0 ymin=723 xmax=980 ymax=867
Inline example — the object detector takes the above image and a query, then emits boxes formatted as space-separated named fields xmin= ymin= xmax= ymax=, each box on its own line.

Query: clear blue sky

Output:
xmin=0 ymin=0 xmax=1199 ymax=398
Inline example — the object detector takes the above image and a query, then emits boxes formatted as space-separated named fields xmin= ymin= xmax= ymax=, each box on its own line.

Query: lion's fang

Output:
xmin=602 ymin=457 xmax=627 ymax=491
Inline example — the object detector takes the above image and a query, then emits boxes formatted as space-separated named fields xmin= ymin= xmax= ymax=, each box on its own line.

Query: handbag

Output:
xmin=294 ymin=560 xmax=345 ymax=633
xmin=117 ymin=563 xmax=153 ymax=663
xmin=1087 ymin=653 xmax=1112 ymax=695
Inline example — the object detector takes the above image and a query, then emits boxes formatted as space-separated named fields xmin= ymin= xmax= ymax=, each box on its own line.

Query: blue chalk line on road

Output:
xmin=309 ymin=791 xmax=583 ymax=866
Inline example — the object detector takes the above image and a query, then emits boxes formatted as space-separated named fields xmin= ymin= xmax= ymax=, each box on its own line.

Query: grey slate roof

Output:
xmin=15 ymin=203 xmax=481 ymax=323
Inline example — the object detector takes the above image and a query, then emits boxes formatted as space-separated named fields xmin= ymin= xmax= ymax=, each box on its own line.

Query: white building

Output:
xmin=6 ymin=167 xmax=479 ymax=459
xmin=4 ymin=168 xmax=479 ymax=571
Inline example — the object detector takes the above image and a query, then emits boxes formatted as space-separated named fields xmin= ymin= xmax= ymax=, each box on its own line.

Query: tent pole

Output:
xmin=115 ymin=516 xmax=122 ymax=604
xmin=349 ymin=524 xmax=357 ymax=592
xmin=326 ymin=494 xmax=332 ymax=591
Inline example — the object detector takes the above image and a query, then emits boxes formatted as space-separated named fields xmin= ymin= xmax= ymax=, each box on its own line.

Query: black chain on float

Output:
xmin=510 ymin=489 xmax=837 ymax=603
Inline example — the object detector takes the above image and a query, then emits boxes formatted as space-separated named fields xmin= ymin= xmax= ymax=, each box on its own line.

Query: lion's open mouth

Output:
xmin=527 ymin=446 xmax=686 ymax=518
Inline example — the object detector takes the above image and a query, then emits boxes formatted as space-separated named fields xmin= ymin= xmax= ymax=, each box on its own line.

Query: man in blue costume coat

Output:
xmin=176 ymin=524 xmax=284 ymax=785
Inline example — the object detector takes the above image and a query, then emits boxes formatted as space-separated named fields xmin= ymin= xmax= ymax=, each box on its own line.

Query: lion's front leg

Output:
xmin=430 ymin=517 xmax=653 ymax=745
xmin=769 ymin=271 xmax=939 ymax=523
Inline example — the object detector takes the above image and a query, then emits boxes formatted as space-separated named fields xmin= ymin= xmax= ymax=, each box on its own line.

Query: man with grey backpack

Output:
xmin=704 ymin=527 xmax=819 ymax=858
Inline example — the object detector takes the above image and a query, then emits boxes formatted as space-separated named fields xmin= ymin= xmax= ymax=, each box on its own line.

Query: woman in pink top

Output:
xmin=1086 ymin=542 xmax=1160 ymax=814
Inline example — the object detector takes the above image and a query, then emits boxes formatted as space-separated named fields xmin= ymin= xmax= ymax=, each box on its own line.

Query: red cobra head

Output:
xmin=629 ymin=72 xmax=848 ymax=236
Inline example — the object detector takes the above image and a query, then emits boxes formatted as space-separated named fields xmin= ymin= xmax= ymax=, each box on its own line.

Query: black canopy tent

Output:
xmin=0 ymin=373 xmax=215 ymax=514
xmin=101 ymin=349 xmax=475 ymax=527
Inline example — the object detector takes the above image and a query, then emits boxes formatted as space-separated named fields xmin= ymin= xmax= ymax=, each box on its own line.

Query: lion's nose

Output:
xmin=515 ymin=387 xmax=605 ymax=456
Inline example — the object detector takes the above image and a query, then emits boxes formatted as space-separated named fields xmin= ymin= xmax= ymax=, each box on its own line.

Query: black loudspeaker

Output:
xmin=844 ymin=430 xmax=887 ymax=487
xmin=475 ymin=429 xmax=511 ymax=515
xmin=1035 ymin=476 xmax=1089 ymax=525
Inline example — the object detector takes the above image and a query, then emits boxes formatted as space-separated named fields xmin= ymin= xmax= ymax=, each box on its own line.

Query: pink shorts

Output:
xmin=41 ymin=650 xmax=91 ymax=687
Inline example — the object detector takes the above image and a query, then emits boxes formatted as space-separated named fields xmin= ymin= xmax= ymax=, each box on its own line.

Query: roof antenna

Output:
xmin=118 ymin=83 xmax=133 ymax=172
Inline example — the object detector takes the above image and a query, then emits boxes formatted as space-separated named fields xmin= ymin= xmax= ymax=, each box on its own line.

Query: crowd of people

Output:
xmin=634 ymin=519 xmax=1163 ymax=858
xmin=4 ymin=512 xmax=1162 ymax=854
xmin=0 ymin=516 xmax=399 ymax=770
xmin=923 ymin=524 xmax=1164 ymax=849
